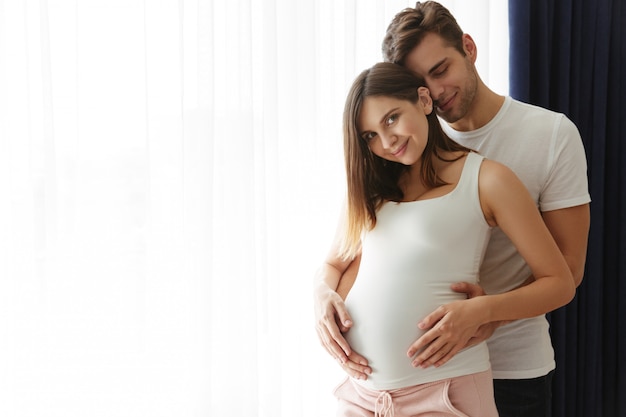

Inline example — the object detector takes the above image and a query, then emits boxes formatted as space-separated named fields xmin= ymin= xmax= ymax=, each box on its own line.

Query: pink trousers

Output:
xmin=333 ymin=369 xmax=499 ymax=417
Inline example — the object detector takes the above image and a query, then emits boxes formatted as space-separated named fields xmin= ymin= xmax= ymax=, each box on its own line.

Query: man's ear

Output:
xmin=417 ymin=87 xmax=433 ymax=115
xmin=462 ymin=33 xmax=477 ymax=63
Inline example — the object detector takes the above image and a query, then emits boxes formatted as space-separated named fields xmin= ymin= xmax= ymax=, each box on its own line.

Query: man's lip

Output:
xmin=436 ymin=94 xmax=455 ymax=112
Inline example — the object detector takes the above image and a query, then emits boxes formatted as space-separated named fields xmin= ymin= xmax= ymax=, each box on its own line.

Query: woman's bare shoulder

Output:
xmin=478 ymin=157 xmax=520 ymax=187
xmin=477 ymin=157 xmax=530 ymax=226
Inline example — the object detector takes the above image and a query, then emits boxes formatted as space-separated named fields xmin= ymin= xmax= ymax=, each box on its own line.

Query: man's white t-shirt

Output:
xmin=441 ymin=96 xmax=591 ymax=379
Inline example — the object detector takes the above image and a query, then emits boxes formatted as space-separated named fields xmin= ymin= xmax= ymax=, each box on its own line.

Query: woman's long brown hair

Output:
xmin=339 ymin=62 xmax=471 ymax=259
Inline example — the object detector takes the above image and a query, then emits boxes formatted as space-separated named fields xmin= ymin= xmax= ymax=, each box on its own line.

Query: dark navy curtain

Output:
xmin=508 ymin=1 xmax=625 ymax=416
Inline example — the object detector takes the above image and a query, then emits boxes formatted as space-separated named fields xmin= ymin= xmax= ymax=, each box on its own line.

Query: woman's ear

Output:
xmin=417 ymin=87 xmax=433 ymax=115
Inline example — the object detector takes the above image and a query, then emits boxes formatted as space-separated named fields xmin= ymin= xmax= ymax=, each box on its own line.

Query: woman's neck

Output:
xmin=399 ymin=151 xmax=467 ymax=202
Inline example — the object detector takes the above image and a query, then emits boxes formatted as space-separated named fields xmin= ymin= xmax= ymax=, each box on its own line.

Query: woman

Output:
xmin=315 ymin=62 xmax=575 ymax=416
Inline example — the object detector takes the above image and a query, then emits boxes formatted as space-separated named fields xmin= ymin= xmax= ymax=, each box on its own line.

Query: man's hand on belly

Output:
xmin=406 ymin=296 xmax=490 ymax=369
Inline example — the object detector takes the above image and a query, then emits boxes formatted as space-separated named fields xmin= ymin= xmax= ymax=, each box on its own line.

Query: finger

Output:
xmin=466 ymin=327 xmax=492 ymax=347
xmin=450 ymin=281 xmax=485 ymax=298
xmin=342 ymin=355 xmax=372 ymax=380
xmin=460 ymin=322 xmax=498 ymax=350
xmin=341 ymin=363 xmax=370 ymax=380
xmin=327 ymin=322 xmax=352 ymax=357
xmin=348 ymin=350 xmax=370 ymax=367
xmin=317 ymin=302 xmax=352 ymax=355
xmin=431 ymin=330 xmax=475 ymax=368
xmin=425 ymin=346 xmax=454 ymax=368
xmin=450 ymin=281 xmax=474 ymax=296
xmin=406 ymin=328 xmax=439 ymax=358
xmin=411 ymin=337 xmax=449 ymax=367
xmin=334 ymin=301 xmax=354 ymax=333
xmin=316 ymin=324 xmax=349 ymax=362
xmin=433 ymin=343 xmax=466 ymax=367
xmin=417 ymin=306 xmax=446 ymax=330
xmin=464 ymin=336 xmax=482 ymax=349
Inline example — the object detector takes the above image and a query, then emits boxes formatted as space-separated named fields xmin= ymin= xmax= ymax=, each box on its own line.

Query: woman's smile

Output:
xmin=390 ymin=140 xmax=409 ymax=157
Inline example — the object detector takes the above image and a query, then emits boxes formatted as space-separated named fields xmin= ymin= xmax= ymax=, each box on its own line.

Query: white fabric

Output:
xmin=0 ymin=1 xmax=507 ymax=416
xmin=345 ymin=153 xmax=491 ymax=390
xmin=441 ymin=96 xmax=591 ymax=379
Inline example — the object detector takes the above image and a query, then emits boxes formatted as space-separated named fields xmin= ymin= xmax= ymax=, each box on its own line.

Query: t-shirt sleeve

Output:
xmin=539 ymin=115 xmax=591 ymax=212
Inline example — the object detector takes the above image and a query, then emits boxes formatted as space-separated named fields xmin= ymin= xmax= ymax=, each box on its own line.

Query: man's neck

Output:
xmin=448 ymin=84 xmax=505 ymax=132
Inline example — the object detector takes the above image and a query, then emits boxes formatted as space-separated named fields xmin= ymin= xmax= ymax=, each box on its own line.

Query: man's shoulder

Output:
xmin=501 ymin=97 xmax=578 ymax=136
xmin=506 ymin=97 xmax=565 ymax=119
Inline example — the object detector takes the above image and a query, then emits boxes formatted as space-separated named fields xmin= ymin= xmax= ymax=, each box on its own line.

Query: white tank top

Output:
xmin=345 ymin=152 xmax=492 ymax=390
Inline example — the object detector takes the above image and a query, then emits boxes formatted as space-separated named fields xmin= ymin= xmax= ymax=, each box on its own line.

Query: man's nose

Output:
xmin=428 ymin=81 xmax=444 ymax=104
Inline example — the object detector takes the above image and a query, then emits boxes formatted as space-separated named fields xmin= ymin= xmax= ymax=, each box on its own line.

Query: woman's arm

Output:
xmin=478 ymin=160 xmax=576 ymax=317
xmin=406 ymin=160 xmax=576 ymax=368
xmin=313 ymin=232 xmax=353 ymax=355
xmin=313 ymin=206 xmax=371 ymax=378
xmin=314 ymin=252 xmax=371 ymax=379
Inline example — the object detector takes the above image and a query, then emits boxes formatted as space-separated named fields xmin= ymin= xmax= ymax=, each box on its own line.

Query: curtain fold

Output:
xmin=509 ymin=1 xmax=625 ymax=416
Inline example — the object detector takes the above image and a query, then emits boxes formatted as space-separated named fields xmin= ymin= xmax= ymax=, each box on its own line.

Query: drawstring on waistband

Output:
xmin=374 ymin=390 xmax=394 ymax=417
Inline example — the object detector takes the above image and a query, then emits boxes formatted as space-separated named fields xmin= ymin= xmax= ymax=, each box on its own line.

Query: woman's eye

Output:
xmin=385 ymin=114 xmax=398 ymax=126
xmin=363 ymin=132 xmax=377 ymax=142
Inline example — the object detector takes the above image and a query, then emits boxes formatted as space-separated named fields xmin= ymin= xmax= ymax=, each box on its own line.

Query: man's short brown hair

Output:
xmin=382 ymin=1 xmax=465 ymax=65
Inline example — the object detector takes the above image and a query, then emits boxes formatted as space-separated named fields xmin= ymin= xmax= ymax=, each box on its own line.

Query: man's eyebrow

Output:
xmin=428 ymin=58 xmax=447 ymax=75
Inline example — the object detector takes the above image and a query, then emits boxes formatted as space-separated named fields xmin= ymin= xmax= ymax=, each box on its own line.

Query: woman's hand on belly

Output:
xmin=337 ymin=350 xmax=372 ymax=380
xmin=406 ymin=297 xmax=490 ymax=369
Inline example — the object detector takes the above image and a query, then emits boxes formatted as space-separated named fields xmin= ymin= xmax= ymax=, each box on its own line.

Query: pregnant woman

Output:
xmin=314 ymin=62 xmax=575 ymax=416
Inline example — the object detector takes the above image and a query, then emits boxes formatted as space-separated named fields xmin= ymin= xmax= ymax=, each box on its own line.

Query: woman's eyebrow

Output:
xmin=379 ymin=107 xmax=400 ymax=125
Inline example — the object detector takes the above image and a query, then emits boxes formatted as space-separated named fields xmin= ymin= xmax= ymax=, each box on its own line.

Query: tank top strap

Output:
xmin=452 ymin=152 xmax=485 ymax=211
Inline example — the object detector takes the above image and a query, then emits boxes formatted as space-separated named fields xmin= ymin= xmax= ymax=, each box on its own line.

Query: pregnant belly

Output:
xmin=344 ymin=281 xmax=466 ymax=388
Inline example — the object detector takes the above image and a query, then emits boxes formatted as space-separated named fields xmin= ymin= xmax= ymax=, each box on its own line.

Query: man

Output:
xmin=314 ymin=2 xmax=590 ymax=416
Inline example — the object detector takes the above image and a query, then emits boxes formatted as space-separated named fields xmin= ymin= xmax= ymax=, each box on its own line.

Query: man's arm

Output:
xmin=408 ymin=162 xmax=580 ymax=368
xmin=451 ymin=203 xmax=589 ymax=316
xmin=336 ymin=254 xmax=360 ymax=300
xmin=541 ymin=204 xmax=590 ymax=287
xmin=421 ymin=205 xmax=590 ymax=368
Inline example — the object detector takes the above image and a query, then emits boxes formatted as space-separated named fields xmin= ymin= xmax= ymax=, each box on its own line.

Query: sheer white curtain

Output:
xmin=0 ymin=1 xmax=506 ymax=416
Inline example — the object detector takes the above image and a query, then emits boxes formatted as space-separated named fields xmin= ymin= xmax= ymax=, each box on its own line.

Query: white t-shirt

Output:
xmin=345 ymin=153 xmax=491 ymax=390
xmin=441 ymin=96 xmax=591 ymax=379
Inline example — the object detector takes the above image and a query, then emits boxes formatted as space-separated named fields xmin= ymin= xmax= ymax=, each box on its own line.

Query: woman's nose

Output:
xmin=380 ymin=132 xmax=397 ymax=149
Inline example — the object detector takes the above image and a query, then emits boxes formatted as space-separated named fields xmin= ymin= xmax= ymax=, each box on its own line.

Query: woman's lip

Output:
xmin=392 ymin=141 xmax=408 ymax=156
